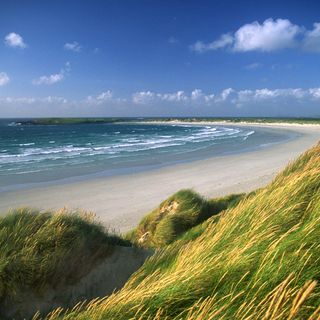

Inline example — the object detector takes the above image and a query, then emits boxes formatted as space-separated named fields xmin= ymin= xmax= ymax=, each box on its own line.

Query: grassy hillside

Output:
xmin=44 ymin=143 xmax=320 ymax=319
xmin=0 ymin=208 xmax=130 ymax=314
xmin=126 ymin=190 xmax=244 ymax=248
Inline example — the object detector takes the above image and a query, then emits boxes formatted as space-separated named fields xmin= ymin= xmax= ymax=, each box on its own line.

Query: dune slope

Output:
xmin=46 ymin=143 xmax=320 ymax=319
xmin=0 ymin=209 xmax=149 ymax=319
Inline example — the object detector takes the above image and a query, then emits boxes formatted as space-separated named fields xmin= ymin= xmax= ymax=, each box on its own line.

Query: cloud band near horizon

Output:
xmin=1 ymin=86 xmax=320 ymax=117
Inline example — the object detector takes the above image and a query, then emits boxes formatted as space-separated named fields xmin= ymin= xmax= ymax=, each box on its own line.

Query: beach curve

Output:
xmin=0 ymin=123 xmax=319 ymax=233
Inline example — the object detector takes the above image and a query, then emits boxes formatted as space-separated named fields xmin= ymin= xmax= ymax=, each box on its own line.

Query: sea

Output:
xmin=0 ymin=120 xmax=298 ymax=192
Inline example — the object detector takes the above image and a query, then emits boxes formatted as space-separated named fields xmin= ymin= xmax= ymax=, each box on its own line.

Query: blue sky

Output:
xmin=1 ymin=0 xmax=320 ymax=117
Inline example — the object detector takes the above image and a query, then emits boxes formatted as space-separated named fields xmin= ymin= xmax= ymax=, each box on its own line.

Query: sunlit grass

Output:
xmin=125 ymin=190 xmax=244 ymax=248
xmin=42 ymin=142 xmax=320 ymax=319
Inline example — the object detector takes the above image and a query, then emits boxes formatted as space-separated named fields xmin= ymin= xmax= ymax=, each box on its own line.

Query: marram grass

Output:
xmin=41 ymin=143 xmax=320 ymax=319
xmin=0 ymin=208 xmax=129 ymax=303
xmin=126 ymin=189 xmax=244 ymax=248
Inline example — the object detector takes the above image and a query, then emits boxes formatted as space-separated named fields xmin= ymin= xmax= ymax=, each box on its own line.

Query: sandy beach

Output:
xmin=0 ymin=123 xmax=319 ymax=233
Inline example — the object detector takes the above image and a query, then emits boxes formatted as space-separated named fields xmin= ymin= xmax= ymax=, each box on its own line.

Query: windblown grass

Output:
xmin=126 ymin=190 xmax=244 ymax=248
xmin=44 ymin=142 xmax=320 ymax=319
xmin=0 ymin=208 xmax=129 ymax=304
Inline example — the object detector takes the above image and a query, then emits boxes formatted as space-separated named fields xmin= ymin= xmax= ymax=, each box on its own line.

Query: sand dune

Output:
xmin=3 ymin=246 xmax=151 ymax=319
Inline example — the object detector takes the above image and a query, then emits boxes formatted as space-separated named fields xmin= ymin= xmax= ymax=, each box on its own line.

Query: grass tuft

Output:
xmin=0 ymin=208 xmax=129 ymax=303
xmin=126 ymin=190 xmax=244 ymax=248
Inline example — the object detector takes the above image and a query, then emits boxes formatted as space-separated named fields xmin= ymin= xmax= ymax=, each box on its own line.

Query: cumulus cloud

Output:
xmin=309 ymin=88 xmax=320 ymax=98
xmin=132 ymin=91 xmax=156 ymax=104
xmin=132 ymin=90 xmax=189 ymax=104
xmin=32 ymin=62 xmax=71 ymax=85
xmin=133 ymin=90 xmax=215 ymax=104
xmin=190 ymin=33 xmax=233 ymax=52
xmin=233 ymin=18 xmax=301 ymax=52
xmin=86 ymin=90 xmax=113 ymax=105
xmin=303 ymin=23 xmax=320 ymax=52
xmin=1 ymin=87 xmax=320 ymax=117
xmin=191 ymin=89 xmax=215 ymax=103
xmin=0 ymin=91 xmax=126 ymax=117
xmin=229 ymin=88 xmax=318 ymax=110
xmin=133 ymin=89 xmax=216 ymax=105
xmin=217 ymin=88 xmax=236 ymax=102
xmin=131 ymin=87 xmax=320 ymax=113
xmin=161 ymin=91 xmax=188 ymax=102
xmin=0 ymin=96 xmax=68 ymax=105
xmin=86 ymin=90 xmax=127 ymax=106
xmin=33 ymin=73 xmax=64 ymax=85
xmin=4 ymin=32 xmax=27 ymax=48
xmin=64 ymin=41 xmax=82 ymax=52
xmin=0 ymin=72 xmax=10 ymax=86
xmin=190 ymin=18 xmax=320 ymax=53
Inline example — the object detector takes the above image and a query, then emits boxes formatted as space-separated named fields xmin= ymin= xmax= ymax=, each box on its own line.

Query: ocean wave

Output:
xmin=123 ymin=142 xmax=185 ymax=152
xmin=0 ymin=125 xmax=257 ymax=173
xmin=19 ymin=142 xmax=35 ymax=146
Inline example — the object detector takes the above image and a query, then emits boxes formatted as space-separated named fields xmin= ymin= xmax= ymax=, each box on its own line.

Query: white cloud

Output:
xmin=33 ymin=73 xmax=64 ymax=85
xmin=132 ymin=91 xmax=155 ymax=104
xmin=86 ymin=90 xmax=127 ymax=106
xmin=191 ymin=89 xmax=203 ymax=100
xmin=32 ymin=63 xmax=70 ymax=85
xmin=0 ymin=96 xmax=68 ymax=105
xmin=191 ymin=89 xmax=215 ymax=103
xmin=133 ymin=89 xmax=215 ymax=105
xmin=303 ymin=23 xmax=320 ymax=52
xmin=234 ymin=18 xmax=301 ymax=52
xmin=132 ymin=90 xmax=188 ymax=104
xmin=309 ymin=88 xmax=320 ymax=99
xmin=86 ymin=90 xmax=113 ymax=105
xmin=131 ymin=87 xmax=320 ymax=110
xmin=190 ymin=33 xmax=233 ymax=52
xmin=191 ymin=18 xmax=312 ymax=53
xmin=219 ymin=88 xmax=235 ymax=101
xmin=4 ymin=32 xmax=27 ymax=48
xmin=1 ymin=87 xmax=320 ymax=117
xmin=235 ymin=88 xmax=310 ymax=106
xmin=64 ymin=41 xmax=82 ymax=52
xmin=0 ymin=72 xmax=10 ymax=86
xmin=160 ymin=91 xmax=187 ymax=102
xmin=96 ymin=91 xmax=113 ymax=101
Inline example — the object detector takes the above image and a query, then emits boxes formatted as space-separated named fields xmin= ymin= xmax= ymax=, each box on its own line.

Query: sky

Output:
xmin=1 ymin=0 xmax=320 ymax=118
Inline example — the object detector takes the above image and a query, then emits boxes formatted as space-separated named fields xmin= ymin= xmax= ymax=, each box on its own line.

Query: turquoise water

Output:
xmin=0 ymin=120 xmax=297 ymax=191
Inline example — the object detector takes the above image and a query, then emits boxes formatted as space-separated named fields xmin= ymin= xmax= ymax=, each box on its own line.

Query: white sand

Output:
xmin=0 ymin=123 xmax=319 ymax=233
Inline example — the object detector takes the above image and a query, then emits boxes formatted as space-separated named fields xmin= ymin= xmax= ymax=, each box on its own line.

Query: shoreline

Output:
xmin=0 ymin=123 xmax=319 ymax=233
xmin=0 ymin=122 xmax=297 ymax=194
xmin=137 ymin=120 xmax=320 ymax=127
